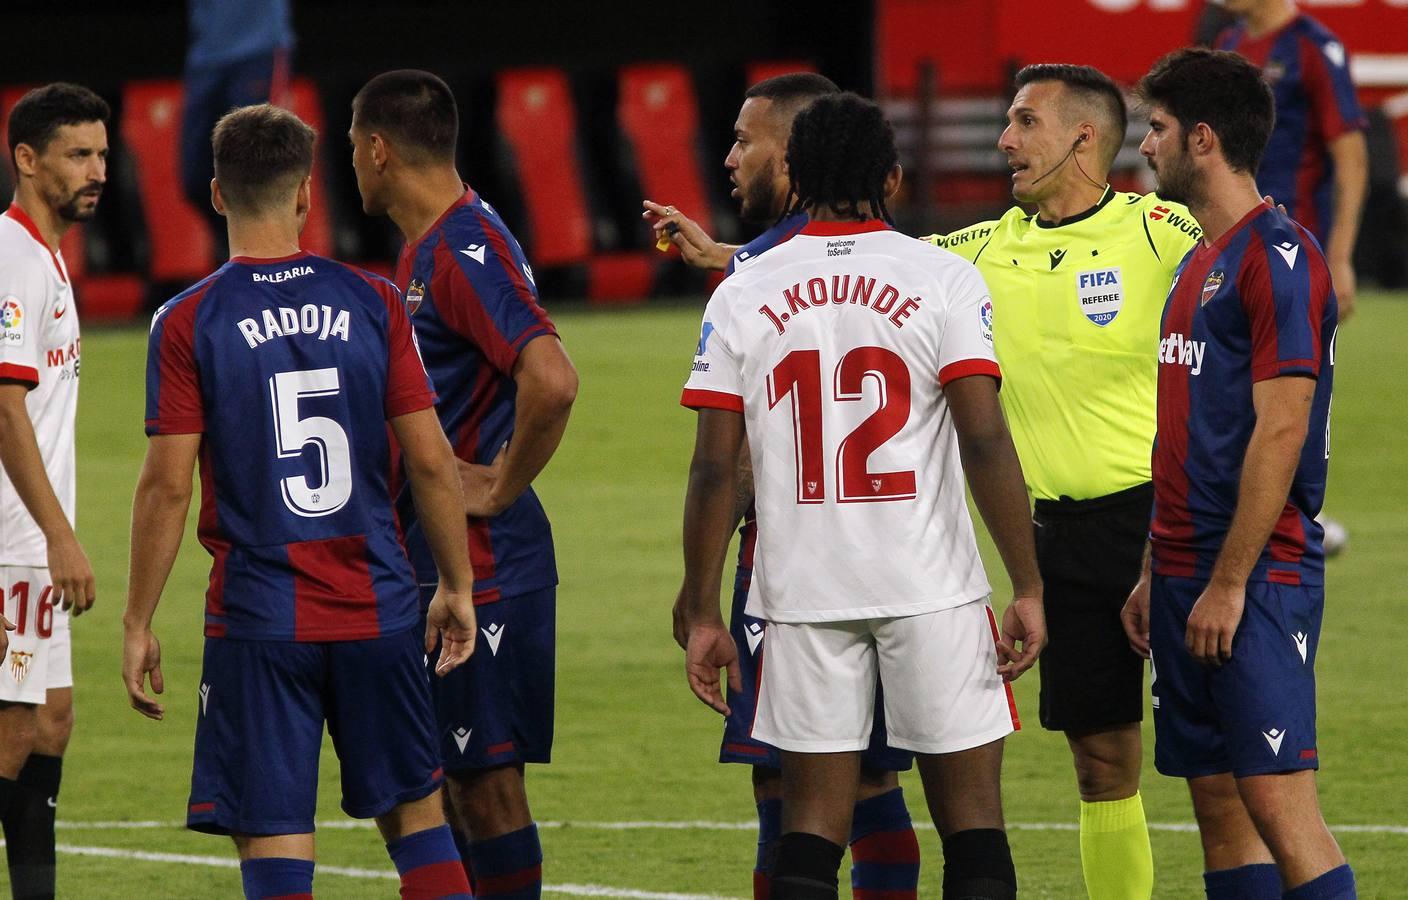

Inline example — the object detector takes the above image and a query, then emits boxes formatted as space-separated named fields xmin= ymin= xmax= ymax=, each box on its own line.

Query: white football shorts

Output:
xmin=1 ymin=566 xmax=74 ymax=704
xmin=751 ymin=598 xmax=1017 ymax=754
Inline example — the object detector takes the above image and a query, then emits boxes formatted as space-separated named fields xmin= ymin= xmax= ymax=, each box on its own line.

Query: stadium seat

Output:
xmin=494 ymin=69 xmax=593 ymax=268
xmin=121 ymin=80 xmax=216 ymax=285
xmin=617 ymin=64 xmax=714 ymax=242
xmin=2 ymin=86 xmax=144 ymax=321
xmin=284 ymin=78 xmax=334 ymax=258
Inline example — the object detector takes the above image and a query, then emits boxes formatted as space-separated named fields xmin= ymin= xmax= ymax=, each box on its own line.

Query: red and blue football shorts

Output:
xmin=187 ymin=627 xmax=443 ymax=835
xmin=1150 ymin=574 xmax=1323 ymax=779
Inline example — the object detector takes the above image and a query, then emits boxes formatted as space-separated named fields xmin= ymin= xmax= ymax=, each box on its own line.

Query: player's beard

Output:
xmin=738 ymin=158 xmax=780 ymax=224
xmin=1150 ymin=150 xmax=1200 ymax=208
xmin=55 ymin=183 xmax=102 ymax=223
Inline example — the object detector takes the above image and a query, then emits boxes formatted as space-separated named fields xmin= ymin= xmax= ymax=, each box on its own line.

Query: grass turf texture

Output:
xmin=7 ymin=292 xmax=1405 ymax=898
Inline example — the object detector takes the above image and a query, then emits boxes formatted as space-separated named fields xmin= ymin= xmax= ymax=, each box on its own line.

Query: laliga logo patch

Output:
xmin=406 ymin=278 xmax=426 ymax=315
xmin=979 ymin=298 xmax=994 ymax=347
xmin=1200 ymin=270 xmax=1224 ymax=307
xmin=0 ymin=296 xmax=25 ymax=345
xmin=1077 ymin=267 xmax=1123 ymax=326
xmin=7 ymin=649 xmax=34 ymax=683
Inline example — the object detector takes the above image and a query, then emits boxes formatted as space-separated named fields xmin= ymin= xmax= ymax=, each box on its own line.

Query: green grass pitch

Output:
xmin=6 ymin=291 xmax=1406 ymax=898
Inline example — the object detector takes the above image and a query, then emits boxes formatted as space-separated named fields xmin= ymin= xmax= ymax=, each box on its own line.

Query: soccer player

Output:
xmin=0 ymin=82 xmax=104 ymax=900
xmin=350 ymin=70 xmax=578 ymax=897
xmin=123 ymin=103 xmax=476 ymax=900
xmin=924 ymin=65 xmax=1203 ymax=900
xmin=649 ymin=74 xmax=926 ymax=899
xmin=1213 ymin=0 xmax=1367 ymax=318
xmin=680 ymin=92 xmax=1044 ymax=900
xmin=1127 ymin=48 xmax=1353 ymax=900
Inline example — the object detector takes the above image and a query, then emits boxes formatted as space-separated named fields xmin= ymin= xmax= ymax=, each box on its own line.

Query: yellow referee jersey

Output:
xmin=926 ymin=188 xmax=1201 ymax=501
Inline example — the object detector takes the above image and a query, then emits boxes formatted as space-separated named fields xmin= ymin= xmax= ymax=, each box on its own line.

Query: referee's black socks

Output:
xmin=3 ymin=754 xmax=62 ymax=900
xmin=942 ymin=828 xmax=1017 ymax=900
xmin=771 ymin=831 xmax=844 ymax=900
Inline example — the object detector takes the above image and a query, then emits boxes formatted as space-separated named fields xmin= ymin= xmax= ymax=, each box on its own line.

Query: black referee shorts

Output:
xmin=1033 ymin=482 xmax=1153 ymax=733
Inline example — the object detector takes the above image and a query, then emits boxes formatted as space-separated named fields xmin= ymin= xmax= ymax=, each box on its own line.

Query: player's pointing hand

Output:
xmin=426 ymin=586 xmax=477 ymax=676
xmin=641 ymin=200 xmax=733 ymax=272
xmin=685 ymin=620 xmax=741 ymax=716
xmin=122 ymin=625 xmax=165 ymax=720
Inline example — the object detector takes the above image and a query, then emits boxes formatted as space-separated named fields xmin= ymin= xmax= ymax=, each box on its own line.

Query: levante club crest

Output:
xmin=406 ymin=278 xmax=426 ymax=315
xmin=1201 ymin=271 xmax=1224 ymax=306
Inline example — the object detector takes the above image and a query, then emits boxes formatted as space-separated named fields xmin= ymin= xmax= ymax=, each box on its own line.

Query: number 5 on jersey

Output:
xmin=767 ymin=347 xmax=916 ymax=505
xmin=269 ymin=367 xmax=353 ymax=517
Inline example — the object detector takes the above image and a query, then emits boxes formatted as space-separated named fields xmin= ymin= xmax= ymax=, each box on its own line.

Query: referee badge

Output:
xmin=1076 ymin=267 xmax=1123 ymax=326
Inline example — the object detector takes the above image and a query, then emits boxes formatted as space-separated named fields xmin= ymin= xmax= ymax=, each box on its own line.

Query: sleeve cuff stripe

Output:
xmin=680 ymin=388 xmax=744 ymax=412
xmin=0 ymin=363 xmax=40 ymax=385
xmin=938 ymin=359 xmax=1002 ymax=386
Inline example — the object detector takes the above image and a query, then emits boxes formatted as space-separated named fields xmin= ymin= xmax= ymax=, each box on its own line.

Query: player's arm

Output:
xmin=1121 ymin=540 xmax=1153 ymax=658
xmin=642 ymin=200 xmax=737 ymax=271
xmin=1325 ymin=129 xmax=1367 ymax=319
xmin=672 ymin=441 xmax=754 ymax=649
xmin=1185 ymin=375 xmax=1315 ymax=666
xmin=392 ymin=406 xmax=477 ymax=674
xmin=679 ymin=408 xmax=745 ymax=714
xmin=460 ymin=334 xmax=578 ymax=517
xmin=0 ymin=382 xmax=95 ymax=615
xmin=123 ymin=432 xmax=201 ymax=720
xmin=943 ymin=374 xmax=1045 ymax=681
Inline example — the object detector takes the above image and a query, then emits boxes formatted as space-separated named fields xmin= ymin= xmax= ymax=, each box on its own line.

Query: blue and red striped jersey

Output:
xmin=393 ymin=188 xmax=559 ymax=604
xmin=1151 ymin=204 xmax=1336 ymax=586
xmin=145 ymin=252 xmax=436 ymax=641
xmin=1217 ymin=14 xmax=1366 ymax=243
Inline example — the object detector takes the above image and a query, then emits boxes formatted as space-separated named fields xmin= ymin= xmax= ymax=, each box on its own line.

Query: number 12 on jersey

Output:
xmin=767 ymin=347 xmax=916 ymax=505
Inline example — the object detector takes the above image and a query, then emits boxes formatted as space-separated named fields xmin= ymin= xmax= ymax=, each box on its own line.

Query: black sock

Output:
xmin=941 ymin=828 xmax=1017 ymax=900
xmin=771 ymin=831 xmax=844 ymax=900
xmin=3 ymin=754 xmax=62 ymax=900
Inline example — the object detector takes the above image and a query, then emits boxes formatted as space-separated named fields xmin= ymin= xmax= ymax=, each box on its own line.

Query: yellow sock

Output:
xmin=1079 ymin=792 xmax=1154 ymax=900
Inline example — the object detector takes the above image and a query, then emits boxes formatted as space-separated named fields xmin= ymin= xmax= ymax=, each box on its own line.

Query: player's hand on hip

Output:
xmin=996 ymin=594 xmax=1045 ymax=682
xmin=684 ymin=621 xmax=740 ymax=716
xmin=1121 ymin=576 xmax=1152 ymax=659
xmin=641 ymin=200 xmax=729 ymax=272
xmin=1329 ymin=256 xmax=1356 ymax=322
xmin=122 ymin=626 xmax=165 ymax=720
xmin=47 ymin=533 xmax=96 ymax=616
xmin=1185 ymin=582 xmax=1244 ymax=667
xmin=425 ymin=587 xmax=477 ymax=676
xmin=458 ymin=445 xmax=508 ymax=518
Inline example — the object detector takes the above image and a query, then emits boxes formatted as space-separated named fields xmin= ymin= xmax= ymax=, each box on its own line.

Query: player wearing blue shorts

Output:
xmin=1126 ymin=49 xmax=1355 ymax=900
xmin=123 ymin=104 xmax=476 ymax=900
xmin=351 ymin=70 xmax=578 ymax=898
xmin=648 ymin=74 xmax=923 ymax=899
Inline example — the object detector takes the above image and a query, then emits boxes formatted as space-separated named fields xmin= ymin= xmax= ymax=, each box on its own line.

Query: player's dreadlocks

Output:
xmin=783 ymin=92 xmax=897 ymax=224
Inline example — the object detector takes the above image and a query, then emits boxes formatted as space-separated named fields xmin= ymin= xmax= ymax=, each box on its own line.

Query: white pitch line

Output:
xmin=25 ymin=842 xmax=738 ymax=900
xmin=55 ymin=818 xmax=1408 ymax=836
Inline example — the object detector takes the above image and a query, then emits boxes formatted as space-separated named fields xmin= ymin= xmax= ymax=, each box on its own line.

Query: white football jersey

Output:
xmin=0 ymin=206 xmax=81 ymax=566
xmin=683 ymin=220 xmax=998 ymax=623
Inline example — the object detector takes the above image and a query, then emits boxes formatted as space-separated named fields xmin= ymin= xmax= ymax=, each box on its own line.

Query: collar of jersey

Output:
xmin=798 ymin=219 xmax=891 ymax=237
xmin=404 ymin=184 xmax=479 ymax=255
xmin=3 ymin=203 xmax=67 ymax=284
xmin=230 ymin=250 xmax=311 ymax=265
xmin=1198 ymin=200 xmax=1274 ymax=258
xmin=1033 ymin=185 xmax=1115 ymax=230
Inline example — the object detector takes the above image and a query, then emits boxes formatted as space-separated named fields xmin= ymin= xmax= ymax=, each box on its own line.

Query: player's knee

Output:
xmin=856 ymin=765 xmax=900 ymax=799
xmin=751 ymin=764 xmax=782 ymax=802
xmin=447 ymin=765 xmax=530 ymax=834
xmin=1069 ymin=732 xmax=1140 ymax=801
xmin=0 ymin=703 xmax=39 ymax=773
xmin=941 ymin=828 xmax=1016 ymax=900
xmin=34 ymin=706 xmax=74 ymax=756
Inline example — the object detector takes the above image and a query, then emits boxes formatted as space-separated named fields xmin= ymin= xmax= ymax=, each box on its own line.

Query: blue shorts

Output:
xmin=721 ymin=570 xmax=913 ymax=772
xmin=420 ymin=586 xmax=555 ymax=773
xmin=187 ymin=628 xmax=442 ymax=835
xmin=1150 ymin=575 xmax=1323 ymax=779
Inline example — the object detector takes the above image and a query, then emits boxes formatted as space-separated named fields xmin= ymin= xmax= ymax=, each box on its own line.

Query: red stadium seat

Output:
xmin=617 ymin=64 xmax=713 ymax=238
xmin=745 ymin=61 xmax=819 ymax=89
xmin=121 ymin=80 xmax=215 ymax=284
xmin=494 ymin=69 xmax=593 ymax=268
xmin=284 ymin=78 xmax=334 ymax=258
xmin=2 ymin=86 xmax=144 ymax=321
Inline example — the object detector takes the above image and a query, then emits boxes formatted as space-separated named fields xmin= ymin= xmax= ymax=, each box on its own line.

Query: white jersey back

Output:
xmin=0 ymin=207 xmax=81 ymax=566
xmin=683 ymin=220 xmax=1000 ymax=623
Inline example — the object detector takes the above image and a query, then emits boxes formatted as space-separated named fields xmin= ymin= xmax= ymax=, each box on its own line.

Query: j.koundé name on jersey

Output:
xmin=757 ymin=273 xmax=922 ymax=336
xmin=238 ymin=303 xmax=352 ymax=349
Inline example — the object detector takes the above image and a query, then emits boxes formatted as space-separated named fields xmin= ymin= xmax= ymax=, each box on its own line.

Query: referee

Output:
xmin=926 ymin=65 xmax=1200 ymax=900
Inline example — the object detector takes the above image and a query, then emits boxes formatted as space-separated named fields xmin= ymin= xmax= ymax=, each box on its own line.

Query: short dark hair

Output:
xmin=212 ymin=104 xmax=316 ymax=215
xmin=7 ymin=83 xmax=109 ymax=162
xmin=1136 ymin=48 xmax=1274 ymax=175
xmin=744 ymin=72 xmax=840 ymax=120
xmin=784 ymin=92 xmax=898 ymax=224
xmin=1014 ymin=64 xmax=1128 ymax=168
xmin=352 ymin=69 xmax=458 ymax=162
